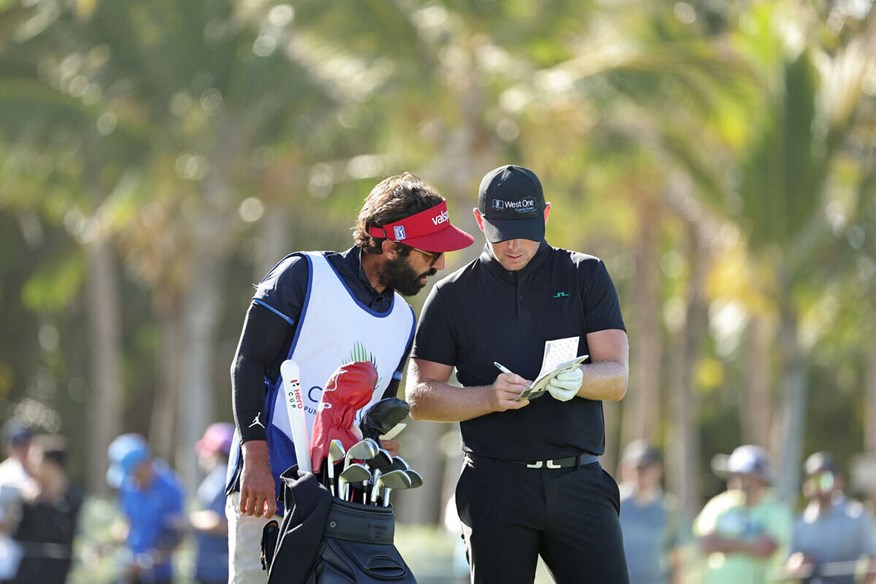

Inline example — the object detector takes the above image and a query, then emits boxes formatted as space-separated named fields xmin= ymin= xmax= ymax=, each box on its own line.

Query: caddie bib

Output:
xmin=264 ymin=252 xmax=415 ymax=483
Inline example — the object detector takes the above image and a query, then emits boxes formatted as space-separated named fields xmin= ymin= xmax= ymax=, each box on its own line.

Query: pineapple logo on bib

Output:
xmin=345 ymin=340 xmax=382 ymax=388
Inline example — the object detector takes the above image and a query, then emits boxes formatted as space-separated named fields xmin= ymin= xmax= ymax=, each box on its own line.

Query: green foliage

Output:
xmin=1 ymin=0 xmax=875 ymax=516
xmin=21 ymin=248 xmax=85 ymax=312
xmin=737 ymin=49 xmax=824 ymax=250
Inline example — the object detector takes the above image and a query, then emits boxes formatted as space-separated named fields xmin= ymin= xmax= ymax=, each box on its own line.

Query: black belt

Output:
xmin=467 ymin=453 xmax=599 ymax=469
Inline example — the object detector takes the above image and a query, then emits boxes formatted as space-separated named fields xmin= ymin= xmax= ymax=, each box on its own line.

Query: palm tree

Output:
xmin=720 ymin=1 xmax=876 ymax=502
xmin=0 ymin=1 xmax=153 ymax=493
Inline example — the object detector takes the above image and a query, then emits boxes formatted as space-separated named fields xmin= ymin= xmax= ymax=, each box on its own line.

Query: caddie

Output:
xmin=225 ymin=172 xmax=474 ymax=583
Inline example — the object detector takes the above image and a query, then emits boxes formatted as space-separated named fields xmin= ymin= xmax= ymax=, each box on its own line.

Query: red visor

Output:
xmin=367 ymin=200 xmax=474 ymax=253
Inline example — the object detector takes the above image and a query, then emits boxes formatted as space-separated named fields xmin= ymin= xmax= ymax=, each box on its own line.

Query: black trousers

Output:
xmin=455 ymin=457 xmax=629 ymax=584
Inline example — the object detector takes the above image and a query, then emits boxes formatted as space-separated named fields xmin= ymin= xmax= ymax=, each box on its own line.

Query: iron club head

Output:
xmin=343 ymin=438 xmax=380 ymax=472
xmin=376 ymin=469 xmax=413 ymax=506
xmin=338 ymin=463 xmax=371 ymax=500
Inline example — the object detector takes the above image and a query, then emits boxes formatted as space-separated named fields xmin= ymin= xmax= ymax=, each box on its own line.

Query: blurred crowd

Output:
xmin=4 ymin=415 xmax=876 ymax=583
xmin=614 ymin=440 xmax=876 ymax=584
xmin=0 ymin=419 xmax=233 ymax=584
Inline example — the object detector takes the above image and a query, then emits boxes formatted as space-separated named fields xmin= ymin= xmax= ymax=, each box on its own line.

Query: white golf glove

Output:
xmin=547 ymin=367 xmax=583 ymax=402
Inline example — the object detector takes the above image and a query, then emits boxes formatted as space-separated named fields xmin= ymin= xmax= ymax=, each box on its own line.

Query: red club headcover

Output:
xmin=310 ymin=361 xmax=378 ymax=472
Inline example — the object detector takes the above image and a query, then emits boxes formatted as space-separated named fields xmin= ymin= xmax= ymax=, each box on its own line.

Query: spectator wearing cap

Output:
xmin=783 ymin=452 xmax=876 ymax=584
xmin=191 ymin=423 xmax=234 ymax=584
xmin=693 ymin=444 xmax=792 ymax=584
xmin=0 ymin=421 xmax=34 ymax=581
xmin=107 ymin=433 xmax=185 ymax=584
xmin=7 ymin=434 xmax=84 ymax=584
xmin=618 ymin=440 xmax=686 ymax=584
xmin=0 ymin=422 xmax=33 ymax=488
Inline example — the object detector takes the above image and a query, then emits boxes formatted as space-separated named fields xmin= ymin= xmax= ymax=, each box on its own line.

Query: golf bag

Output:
xmin=264 ymin=467 xmax=416 ymax=584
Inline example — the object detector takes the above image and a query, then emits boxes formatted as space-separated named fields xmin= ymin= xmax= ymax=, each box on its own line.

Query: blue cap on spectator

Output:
xmin=107 ymin=433 xmax=150 ymax=488
xmin=2 ymin=420 xmax=33 ymax=447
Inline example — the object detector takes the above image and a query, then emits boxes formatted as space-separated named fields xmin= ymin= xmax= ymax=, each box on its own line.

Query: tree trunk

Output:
xmin=151 ymin=313 xmax=182 ymax=460
xmin=174 ymin=116 xmax=240 ymax=492
xmin=774 ymin=264 xmax=807 ymax=505
xmin=667 ymin=221 xmax=707 ymax=521
xmin=85 ymin=238 xmax=124 ymax=497
xmin=866 ymin=338 xmax=876 ymax=453
xmin=176 ymin=198 xmax=230 ymax=492
xmin=743 ymin=316 xmax=773 ymax=444
xmin=259 ymin=205 xmax=292 ymax=277
xmin=623 ymin=199 xmax=663 ymax=447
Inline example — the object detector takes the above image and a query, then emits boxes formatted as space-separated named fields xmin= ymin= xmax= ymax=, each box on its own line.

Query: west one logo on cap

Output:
xmin=491 ymin=198 xmax=537 ymax=212
xmin=393 ymin=225 xmax=407 ymax=240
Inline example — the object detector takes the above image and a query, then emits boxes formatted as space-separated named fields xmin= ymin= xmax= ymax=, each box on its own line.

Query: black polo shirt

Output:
xmin=412 ymin=241 xmax=625 ymax=459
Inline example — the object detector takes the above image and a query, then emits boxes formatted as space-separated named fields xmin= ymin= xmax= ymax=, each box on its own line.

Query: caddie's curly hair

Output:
xmin=352 ymin=172 xmax=444 ymax=254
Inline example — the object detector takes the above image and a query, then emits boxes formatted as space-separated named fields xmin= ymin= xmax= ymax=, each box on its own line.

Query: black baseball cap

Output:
xmin=477 ymin=165 xmax=546 ymax=243
xmin=621 ymin=440 xmax=662 ymax=468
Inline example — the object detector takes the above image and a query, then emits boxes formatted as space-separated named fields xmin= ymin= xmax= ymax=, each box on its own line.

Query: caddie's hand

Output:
xmin=239 ymin=440 xmax=277 ymax=518
xmin=380 ymin=439 xmax=400 ymax=458
xmin=492 ymin=372 xmax=531 ymax=411
xmin=547 ymin=368 xmax=583 ymax=402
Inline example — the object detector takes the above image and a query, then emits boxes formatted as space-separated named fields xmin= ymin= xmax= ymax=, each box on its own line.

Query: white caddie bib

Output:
xmin=268 ymin=252 xmax=415 ymax=446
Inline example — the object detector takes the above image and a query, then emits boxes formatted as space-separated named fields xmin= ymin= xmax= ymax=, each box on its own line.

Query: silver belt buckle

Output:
xmin=525 ymin=459 xmax=564 ymax=469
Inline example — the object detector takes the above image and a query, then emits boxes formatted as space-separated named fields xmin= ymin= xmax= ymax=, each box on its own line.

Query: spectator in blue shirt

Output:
xmin=107 ymin=433 xmax=185 ymax=584
xmin=618 ymin=440 xmax=685 ymax=584
xmin=190 ymin=423 xmax=233 ymax=584
xmin=784 ymin=452 xmax=876 ymax=584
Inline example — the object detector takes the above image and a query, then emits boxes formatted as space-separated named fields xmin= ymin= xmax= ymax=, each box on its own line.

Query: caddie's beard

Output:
xmin=379 ymin=256 xmax=437 ymax=297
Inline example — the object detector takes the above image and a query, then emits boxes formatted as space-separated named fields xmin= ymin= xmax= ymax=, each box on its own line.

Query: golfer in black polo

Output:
xmin=408 ymin=164 xmax=630 ymax=583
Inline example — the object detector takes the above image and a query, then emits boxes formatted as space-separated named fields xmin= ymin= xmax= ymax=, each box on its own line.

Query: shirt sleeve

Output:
xmin=581 ymin=259 xmax=626 ymax=333
xmin=252 ymin=254 xmax=309 ymax=325
xmin=411 ymin=284 xmax=457 ymax=366
xmin=232 ymin=256 xmax=309 ymax=442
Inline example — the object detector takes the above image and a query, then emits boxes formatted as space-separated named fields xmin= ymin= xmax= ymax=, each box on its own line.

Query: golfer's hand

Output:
xmin=547 ymin=368 xmax=583 ymax=402
xmin=492 ymin=372 xmax=531 ymax=411
xmin=239 ymin=440 xmax=277 ymax=518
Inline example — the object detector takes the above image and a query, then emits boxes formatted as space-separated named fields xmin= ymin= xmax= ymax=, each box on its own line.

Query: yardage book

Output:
xmin=514 ymin=336 xmax=589 ymax=401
